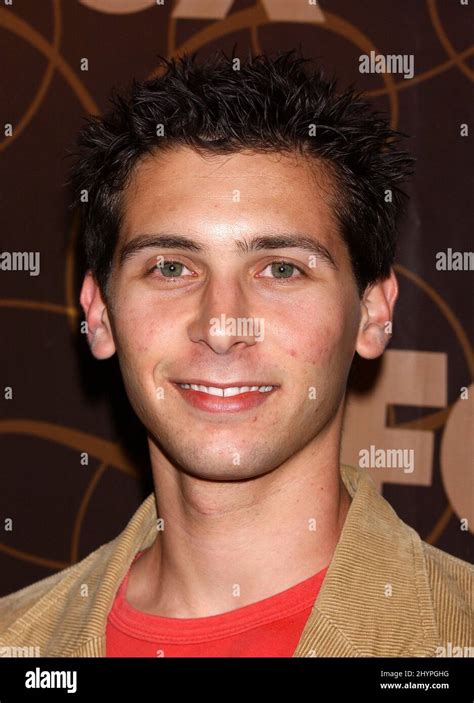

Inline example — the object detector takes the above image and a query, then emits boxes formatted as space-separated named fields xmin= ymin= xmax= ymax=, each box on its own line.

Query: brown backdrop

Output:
xmin=0 ymin=0 xmax=472 ymax=596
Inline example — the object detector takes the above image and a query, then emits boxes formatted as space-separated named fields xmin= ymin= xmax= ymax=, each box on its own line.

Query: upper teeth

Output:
xmin=178 ymin=384 xmax=274 ymax=397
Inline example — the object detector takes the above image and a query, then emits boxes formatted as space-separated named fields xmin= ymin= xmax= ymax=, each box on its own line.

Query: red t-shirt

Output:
xmin=106 ymin=551 xmax=328 ymax=657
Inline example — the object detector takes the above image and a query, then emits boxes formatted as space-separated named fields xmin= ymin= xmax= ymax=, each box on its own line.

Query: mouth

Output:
xmin=171 ymin=380 xmax=279 ymax=413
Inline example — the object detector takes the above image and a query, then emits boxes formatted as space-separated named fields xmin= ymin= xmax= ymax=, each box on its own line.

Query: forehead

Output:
xmin=119 ymin=147 xmax=339 ymax=243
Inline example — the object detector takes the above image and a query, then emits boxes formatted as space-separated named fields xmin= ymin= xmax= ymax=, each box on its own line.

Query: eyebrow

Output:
xmin=117 ymin=233 xmax=337 ymax=269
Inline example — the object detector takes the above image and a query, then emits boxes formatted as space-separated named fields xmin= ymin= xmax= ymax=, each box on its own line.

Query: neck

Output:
xmin=126 ymin=416 xmax=351 ymax=618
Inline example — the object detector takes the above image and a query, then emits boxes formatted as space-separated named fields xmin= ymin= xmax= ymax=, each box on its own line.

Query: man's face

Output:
xmin=94 ymin=148 xmax=364 ymax=480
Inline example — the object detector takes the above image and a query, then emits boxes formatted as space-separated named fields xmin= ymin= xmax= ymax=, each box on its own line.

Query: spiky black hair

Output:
xmin=67 ymin=48 xmax=415 ymax=298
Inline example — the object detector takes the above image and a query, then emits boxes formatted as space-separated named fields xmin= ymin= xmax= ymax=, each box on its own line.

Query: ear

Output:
xmin=79 ymin=271 xmax=116 ymax=360
xmin=356 ymin=268 xmax=398 ymax=360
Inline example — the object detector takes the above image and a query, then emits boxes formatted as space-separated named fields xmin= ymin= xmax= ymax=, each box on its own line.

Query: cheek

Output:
xmin=302 ymin=335 xmax=334 ymax=367
xmin=283 ymin=318 xmax=343 ymax=367
xmin=119 ymin=315 xmax=151 ymax=356
xmin=281 ymin=292 xmax=359 ymax=368
xmin=112 ymin=300 xmax=168 ymax=360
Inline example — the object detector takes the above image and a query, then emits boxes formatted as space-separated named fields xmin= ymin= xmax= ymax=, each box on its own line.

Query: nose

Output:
xmin=187 ymin=277 xmax=261 ymax=354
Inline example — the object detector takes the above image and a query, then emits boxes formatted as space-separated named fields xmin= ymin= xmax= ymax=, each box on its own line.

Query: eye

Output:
xmin=259 ymin=261 xmax=305 ymax=280
xmin=148 ymin=259 xmax=194 ymax=278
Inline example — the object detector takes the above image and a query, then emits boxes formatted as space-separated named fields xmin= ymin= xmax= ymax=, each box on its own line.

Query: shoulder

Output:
xmin=0 ymin=492 xmax=156 ymax=655
xmin=421 ymin=540 xmax=473 ymax=648
xmin=0 ymin=566 xmax=71 ymax=633
xmin=0 ymin=539 xmax=114 ymax=638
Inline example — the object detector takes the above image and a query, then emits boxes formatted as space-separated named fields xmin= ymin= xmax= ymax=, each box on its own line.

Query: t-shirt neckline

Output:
xmin=109 ymin=550 xmax=329 ymax=643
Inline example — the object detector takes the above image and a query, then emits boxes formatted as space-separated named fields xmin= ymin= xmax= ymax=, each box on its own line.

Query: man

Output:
xmin=0 ymin=50 xmax=472 ymax=658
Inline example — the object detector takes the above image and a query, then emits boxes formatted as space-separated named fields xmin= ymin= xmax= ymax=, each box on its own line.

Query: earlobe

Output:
xmin=355 ymin=269 xmax=398 ymax=360
xmin=79 ymin=271 xmax=116 ymax=360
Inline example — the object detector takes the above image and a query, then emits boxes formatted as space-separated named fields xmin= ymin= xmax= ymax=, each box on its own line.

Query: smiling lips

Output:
xmin=178 ymin=383 xmax=274 ymax=396
xmin=172 ymin=381 xmax=278 ymax=413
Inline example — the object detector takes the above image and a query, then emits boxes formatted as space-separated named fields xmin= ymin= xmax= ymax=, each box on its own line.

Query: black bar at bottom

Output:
xmin=0 ymin=657 xmax=471 ymax=701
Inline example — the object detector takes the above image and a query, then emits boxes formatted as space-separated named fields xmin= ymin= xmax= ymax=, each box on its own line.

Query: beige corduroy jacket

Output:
xmin=0 ymin=464 xmax=472 ymax=657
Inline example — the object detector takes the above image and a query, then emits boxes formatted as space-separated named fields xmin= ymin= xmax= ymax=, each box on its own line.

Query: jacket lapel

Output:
xmin=69 ymin=495 xmax=159 ymax=657
xmin=292 ymin=465 xmax=440 ymax=656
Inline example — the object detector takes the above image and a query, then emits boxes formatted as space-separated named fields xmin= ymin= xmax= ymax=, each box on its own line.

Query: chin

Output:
xmin=166 ymin=443 xmax=279 ymax=481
